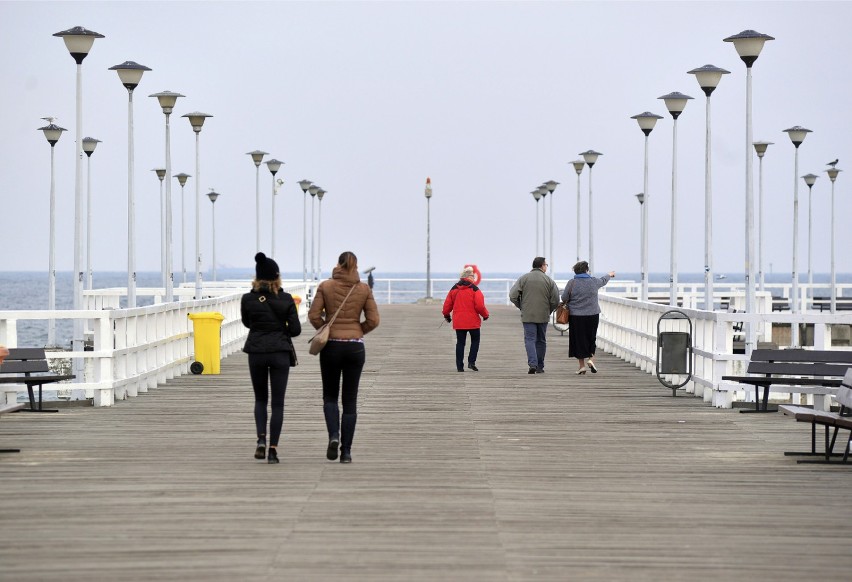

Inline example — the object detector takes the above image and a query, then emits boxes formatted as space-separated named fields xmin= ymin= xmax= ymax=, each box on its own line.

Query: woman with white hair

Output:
xmin=442 ymin=266 xmax=490 ymax=372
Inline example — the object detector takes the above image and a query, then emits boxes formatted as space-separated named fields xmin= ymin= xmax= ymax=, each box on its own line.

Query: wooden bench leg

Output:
xmin=740 ymin=386 xmax=776 ymax=413
xmin=785 ymin=422 xmax=843 ymax=458
xmin=20 ymin=384 xmax=58 ymax=413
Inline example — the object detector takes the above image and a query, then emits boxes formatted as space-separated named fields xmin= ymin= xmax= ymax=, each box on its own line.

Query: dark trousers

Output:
xmin=455 ymin=329 xmax=481 ymax=370
xmin=522 ymin=322 xmax=548 ymax=369
xmin=319 ymin=341 xmax=366 ymax=453
xmin=247 ymin=352 xmax=290 ymax=447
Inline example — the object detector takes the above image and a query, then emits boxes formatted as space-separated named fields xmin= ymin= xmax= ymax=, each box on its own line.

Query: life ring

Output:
xmin=464 ymin=264 xmax=482 ymax=286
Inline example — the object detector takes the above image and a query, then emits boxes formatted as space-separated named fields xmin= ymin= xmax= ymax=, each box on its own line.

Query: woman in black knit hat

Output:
xmin=240 ymin=253 xmax=302 ymax=463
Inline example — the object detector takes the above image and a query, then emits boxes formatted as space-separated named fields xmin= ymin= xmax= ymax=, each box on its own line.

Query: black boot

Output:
xmin=340 ymin=413 xmax=357 ymax=463
xmin=323 ymin=402 xmax=340 ymax=460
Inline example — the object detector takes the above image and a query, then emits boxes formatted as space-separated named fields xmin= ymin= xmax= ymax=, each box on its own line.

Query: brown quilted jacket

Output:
xmin=308 ymin=266 xmax=380 ymax=339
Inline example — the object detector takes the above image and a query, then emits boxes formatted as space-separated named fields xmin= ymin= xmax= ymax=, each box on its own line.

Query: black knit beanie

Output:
xmin=255 ymin=252 xmax=280 ymax=280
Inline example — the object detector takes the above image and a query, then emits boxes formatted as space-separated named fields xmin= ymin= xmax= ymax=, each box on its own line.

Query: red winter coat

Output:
xmin=442 ymin=280 xmax=489 ymax=330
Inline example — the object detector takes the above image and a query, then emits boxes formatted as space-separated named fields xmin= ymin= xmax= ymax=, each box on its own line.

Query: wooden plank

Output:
xmin=0 ymin=304 xmax=851 ymax=581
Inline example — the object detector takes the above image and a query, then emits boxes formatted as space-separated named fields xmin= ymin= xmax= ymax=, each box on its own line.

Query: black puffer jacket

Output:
xmin=241 ymin=289 xmax=302 ymax=353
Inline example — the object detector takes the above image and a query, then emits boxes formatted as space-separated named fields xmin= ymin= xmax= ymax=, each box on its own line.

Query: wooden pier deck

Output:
xmin=1 ymin=304 xmax=850 ymax=581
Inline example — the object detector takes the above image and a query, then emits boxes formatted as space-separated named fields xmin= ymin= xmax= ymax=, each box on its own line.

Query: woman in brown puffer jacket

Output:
xmin=308 ymin=251 xmax=380 ymax=463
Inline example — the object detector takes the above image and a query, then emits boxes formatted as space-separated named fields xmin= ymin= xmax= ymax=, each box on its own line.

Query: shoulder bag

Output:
xmin=308 ymin=284 xmax=357 ymax=355
xmin=555 ymin=280 xmax=575 ymax=325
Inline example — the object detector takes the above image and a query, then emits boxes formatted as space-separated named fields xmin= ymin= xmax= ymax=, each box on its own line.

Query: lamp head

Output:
xmin=207 ymin=189 xmax=220 ymax=204
xmin=317 ymin=188 xmax=326 ymax=201
xmin=425 ymin=177 xmax=432 ymax=199
xmin=38 ymin=123 xmax=67 ymax=146
xmin=308 ymin=185 xmax=319 ymax=197
xmin=545 ymin=180 xmax=559 ymax=193
xmin=571 ymin=160 xmax=585 ymax=175
xmin=531 ymin=190 xmax=542 ymax=202
xmin=108 ymin=61 xmax=152 ymax=91
xmin=298 ymin=179 xmax=312 ymax=192
xmin=658 ymin=92 xmax=694 ymax=119
xmin=152 ymin=168 xmax=167 ymax=181
xmin=826 ymin=168 xmax=841 ymax=182
xmin=636 ymin=193 xmax=645 ymax=204
xmin=173 ymin=172 xmax=191 ymax=187
xmin=752 ymin=141 xmax=773 ymax=158
xmin=265 ymin=159 xmax=283 ymax=175
xmin=149 ymin=90 xmax=185 ymax=114
xmin=53 ymin=26 xmax=104 ymax=64
xmin=579 ymin=150 xmax=602 ymax=167
xmin=182 ymin=112 xmax=213 ymax=133
xmin=687 ymin=64 xmax=731 ymax=97
xmin=802 ymin=173 xmax=819 ymax=188
xmin=630 ymin=112 xmax=664 ymax=136
xmin=247 ymin=150 xmax=269 ymax=166
xmin=783 ymin=126 xmax=812 ymax=148
xmin=723 ymin=29 xmax=775 ymax=68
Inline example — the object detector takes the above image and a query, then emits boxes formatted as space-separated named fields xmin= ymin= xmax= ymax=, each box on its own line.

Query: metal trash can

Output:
xmin=187 ymin=312 xmax=224 ymax=375
xmin=656 ymin=310 xmax=693 ymax=396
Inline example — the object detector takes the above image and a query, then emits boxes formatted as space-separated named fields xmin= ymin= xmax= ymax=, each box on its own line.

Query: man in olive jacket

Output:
xmin=509 ymin=257 xmax=560 ymax=374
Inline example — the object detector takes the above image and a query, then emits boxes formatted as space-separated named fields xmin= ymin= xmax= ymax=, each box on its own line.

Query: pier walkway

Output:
xmin=1 ymin=305 xmax=850 ymax=581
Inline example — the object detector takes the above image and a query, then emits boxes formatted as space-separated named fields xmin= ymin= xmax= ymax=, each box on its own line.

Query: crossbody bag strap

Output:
xmin=259 ymin=293 xmax=290 ymax=336
xmin=324 ymin=284 xmax=357 ymax=329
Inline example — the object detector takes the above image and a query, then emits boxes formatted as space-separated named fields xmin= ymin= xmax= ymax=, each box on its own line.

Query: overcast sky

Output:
xmin=1 ymin=1 xmax=850 ymax=280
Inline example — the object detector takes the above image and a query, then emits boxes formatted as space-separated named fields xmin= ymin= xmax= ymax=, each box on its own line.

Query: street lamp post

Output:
xmin=546 ymin=180 xmax=559 ymax=279
xmin=298 ymin=179 xmax=312 ymax=281
xmin=538 ymin=186 xmax=548 ymax=257
xmin=207 ymin=189 xmax=220 ymax=281
xmin=265 ymin=159 xmax=283 ymax=257
xmin=659 ymin=92 xmax=693 ymax=307
xmin=826 ymin=167 xmax=842 ymax=313
xmin=571 ymin=161 xmax=585 ymax=262
xmin=182 ymin=112 xmax=213 ymax=300
xmin=688 ymin=64 xmax=730 ymax=310
xmin=54 ymin=26 xmax=103 ymax=358
xmin=152 ymin=168 xmax=167 ymax=290
xmin=579 ymin=150 xmax=602 ymax=271
xmin=109 ymin=60 xmax=152 ymax=309
xmin=784 ymin=125 xmax=812 ymax=346
xmin=636 ymin=192 xmax=646 ymax=293
xmin=248 ymin=150 xmax=269 ymax=253
xmin=39 ymin=120 xmax=67 ymax=347
xmin=150 ymin=91 xmax=185 ymax=303
xmin=82 ymin=136 xmax=100 ymax=291
xmin=725 ymin=29 xmax=775 ymax=355
xmin=425 ymin=177 xmax=433 ymax=299
xmin=173 ymin=173 xmax=191 ymax=286
xmin=317 ymin=188 xmax=326 ymax=279
xmin=631 ymin=112 xmax=663 ymax=301
xmin=802 ymin=173 xmax=819 ymax=307
xmin=308 ymin=185 xmax=319 ymax=280
xmin=753 ymin=141 xmax=773 ymax=292
xmin=531 ymin=189 xmax=542 ymax=255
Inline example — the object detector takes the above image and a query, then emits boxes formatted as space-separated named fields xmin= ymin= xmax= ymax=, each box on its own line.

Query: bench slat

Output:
xmin=5 ymin=348 xmax=47 ymax=360
xmin=0 ymin=375 xmax=74 ymax=385
xmin=746 ymin=361 xmax=852 ymax=376
xmin=750 ymin=349 xmax=852 ymax=365
xmin=0 ymin=360 xmax=51 ymax=374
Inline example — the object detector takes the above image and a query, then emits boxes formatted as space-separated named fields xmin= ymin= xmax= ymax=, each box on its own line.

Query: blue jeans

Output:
xmin=522 ymin=322 xmax=548 ymax=370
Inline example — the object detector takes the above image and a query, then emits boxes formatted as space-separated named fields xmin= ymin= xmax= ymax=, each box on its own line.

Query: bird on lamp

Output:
xmin=827 ymin=159 xmax=839 ymax=168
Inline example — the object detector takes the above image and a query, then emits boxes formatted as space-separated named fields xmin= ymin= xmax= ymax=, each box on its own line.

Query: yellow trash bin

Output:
xmin=187 ymin=312 xmax=225 ymax=374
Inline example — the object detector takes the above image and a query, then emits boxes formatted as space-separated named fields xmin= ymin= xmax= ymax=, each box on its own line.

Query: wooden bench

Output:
xmin=721 ymin=349 xmax=852 ymax=413
xmin=0 ymin=402 xmax=26 ymax=453
xmin=779 ymin=369 xmax=852 ymax=464
xmin=0 ymin=348 xmax=74 ymax=413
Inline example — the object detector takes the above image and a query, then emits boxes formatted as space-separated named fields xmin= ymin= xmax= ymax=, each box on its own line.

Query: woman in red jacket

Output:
xmin=442 ymin=266 xmax=490 ymax=372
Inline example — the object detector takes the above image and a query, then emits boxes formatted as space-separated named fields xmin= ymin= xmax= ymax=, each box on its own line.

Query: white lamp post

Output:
xmin=38 ymin=120 xmax=67 ymax=347
xmin=802 ymin=173 xmax=819 ymax=307
xmin=571 ymin=160 xmax=585 ymax=262
xmin=826 ymin=167 xmax=841 ymax=313
xmin=546 ymin=180 xmax=559 ymax=279
xmin=688 ymin=64 xmax=730 ymax=310
xmin=207 ymin=189 xmax=220 ymax=281
xmin=531 ymin=189 xmax=542 ymax=255
xmin=753 ymin=141 xmax=773 ymax=292
xmin=182 ymin=112 xmax=213 ymax=300
xmin=151 ymin=168 xmax=167 ymax=290
xmin=150 ymin=91 xmax=184 ymax=303
xmin=317 ymin=188 xmax=326 ymax=279
xmin=636 ymin=192 xmax=645 ymax=294
xmin=298 ymin=179 xmax=312 ymax=281
xmin=425 ymin=177 xmax=433 ymax=299
xmin=173 ymin=172 xmax=191 ymax=286
xmin=248 ymin=150 xmax=269 ymax=253
xmin=265 ymin=159 xmax=283 ymax=257
xmin=725 ymin=29 xmax=774 ymax=355
xmin=579 ymin=150 xmax=602 ymax=271
xmin=308 ymin=185 xmax=319 ymax=280
xmin=783 ymin=125 xmax=812 ymax=346
xmin=538 ymin=185 xmax=548 ymax=257
xmin=109 ymin=60 xmax=152 ymax=309
xmin=631 ymin=112 xmax=663 ymax=301
xmin=82 ymin=136 xmax=100 ymax=292
xmin=54 ymin=26 xmax=103 ymax=359
xmin=659 ymin=92 xmax=693 ymax=307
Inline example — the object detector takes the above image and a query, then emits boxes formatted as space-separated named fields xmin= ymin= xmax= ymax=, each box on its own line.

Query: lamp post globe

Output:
xmin=783 ymin=125 xmax=812 ymax=345
xmin=630 ymin=112 xmax=663 ymax=301
xmin=38 ymin=121 xmax=67 ymax=347
xmin=265 ymin=159 xmax=283 ymax=257
xmin=150 ymin=90 xmax=185 ymax=302
xmin=826 ymin=167 xmax=842 ymax=313
xmin=248 ymin=150 xmax=269 ymax=252
xmin=724 ymin=29 xmax=774 ymax=355
xmin=173 ymin=172 xmax=191 ymax=286
xmin=181 ymin=112 xmax=213 ymax=300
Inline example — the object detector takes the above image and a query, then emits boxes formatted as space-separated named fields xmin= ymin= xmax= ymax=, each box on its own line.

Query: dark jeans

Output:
xmin=319 ymin=341 xmax=366 ymax=453
xmin=247 ymin=351 xmax=291 ymax=447
xmin=455 ymin=329 xmax=480 ymax=370
xmin=522 ymin=322 xmax=548 ymax=370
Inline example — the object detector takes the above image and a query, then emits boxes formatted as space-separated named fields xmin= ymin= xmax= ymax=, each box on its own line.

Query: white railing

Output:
xmin=597 ymin=293 xmax=852 ymax=409
xmin=0 ymin=281 xmax=314 ymax=407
